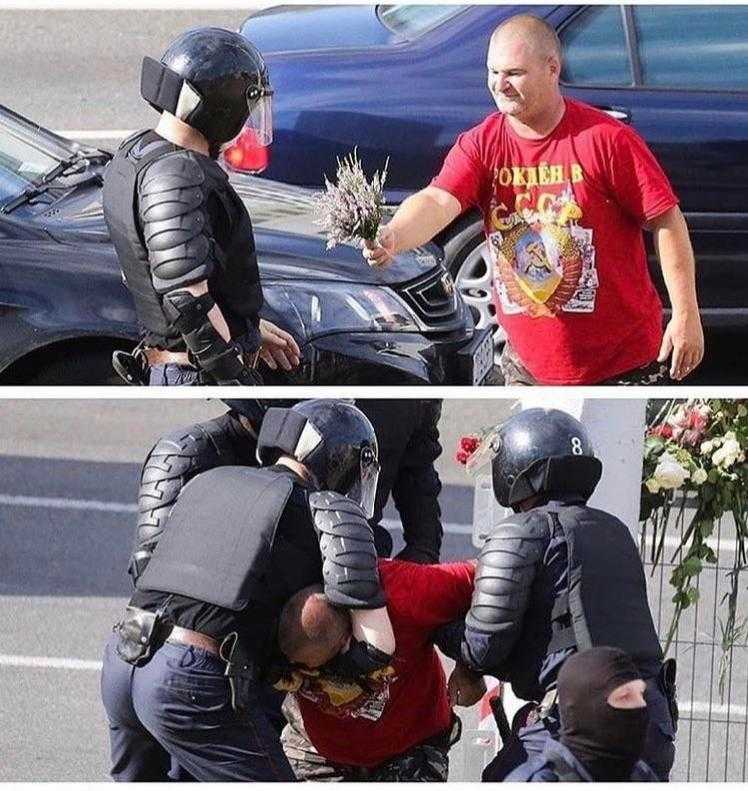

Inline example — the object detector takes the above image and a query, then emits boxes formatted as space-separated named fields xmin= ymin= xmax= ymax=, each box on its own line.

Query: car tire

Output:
xmin=442 ymin=216 xmax=506 ymax=359
xmin=13 ymin=348 xmax=124 ymax=386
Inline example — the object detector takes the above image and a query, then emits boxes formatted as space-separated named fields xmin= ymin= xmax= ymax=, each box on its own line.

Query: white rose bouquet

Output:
xmin=641 ymin=399 xmax=747 ymax=689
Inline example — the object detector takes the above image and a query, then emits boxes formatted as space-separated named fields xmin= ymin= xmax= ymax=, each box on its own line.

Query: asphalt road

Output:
xmin=1 ymin=399 xmax=746 ymax=781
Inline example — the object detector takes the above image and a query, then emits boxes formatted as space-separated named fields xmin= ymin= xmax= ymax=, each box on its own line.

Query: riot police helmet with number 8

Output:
xmin=491 ymin=408 xmax=603 ymax=509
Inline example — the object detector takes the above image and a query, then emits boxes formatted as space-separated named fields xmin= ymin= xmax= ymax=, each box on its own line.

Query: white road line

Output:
xmin=0 ymin=654 xmax=101 ymax=671
xmin=0 ymin=653 xmax=742 ymax=720
xmin=0 ymin=494 xmax=739 ymax=552
xmin=0 ymin=494 xmax=136 ymax=513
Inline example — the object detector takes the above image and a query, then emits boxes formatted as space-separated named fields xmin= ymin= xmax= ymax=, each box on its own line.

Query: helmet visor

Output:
xmin=246 ymin=86 xmax=273 ymax=146
xmin=348 ymin=447 xmax=380 ymax=520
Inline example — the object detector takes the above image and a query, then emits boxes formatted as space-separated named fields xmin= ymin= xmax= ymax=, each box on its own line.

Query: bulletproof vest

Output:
xmin=503 ymin=501 xmax=662 ymax=699
xmin=136 ymin=466 xmax=295 ymax=610
xmin=102 ymin=130 xmax=263 ymax=350
xmin=544 ymin=502 xmax=663 ymax=672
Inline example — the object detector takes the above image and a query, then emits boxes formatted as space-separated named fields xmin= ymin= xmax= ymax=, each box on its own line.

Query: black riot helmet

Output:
xmin=141 ymin=27 xmax=273 ymax=145
xmin=491 ymin=408 xmax=602 ymax=508
xmin=257 ymin=400 xmax=380 ymax=518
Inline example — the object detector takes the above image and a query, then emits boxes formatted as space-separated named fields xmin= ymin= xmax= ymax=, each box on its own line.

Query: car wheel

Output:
xmin=442 ymin=218 xmax=506 ymax=360
xmin=12 ymin=348 xmax=124 ymax=386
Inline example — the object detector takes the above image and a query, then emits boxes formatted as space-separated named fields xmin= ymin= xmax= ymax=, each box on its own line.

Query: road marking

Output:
xmin=0 ymin=494 xmax=136 ymax=513
xmin=0 ymin=654 xmax=102 ymax=671
xmin=0 ymin=494 xmax=739 ymax=551
xmin=0 ymin=653 xmax=742 ymax=720
xmin=54 ymin=129 xmax=132 ymax=140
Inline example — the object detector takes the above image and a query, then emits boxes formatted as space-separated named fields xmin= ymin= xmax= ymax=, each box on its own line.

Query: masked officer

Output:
xmin=507 ymin=647 xmax=660 ymax=782
xmin=101 ymin=400 xmax=391 ymax=781
xmin=441 ymin=409 xmax=677 ymax=781
xmin=103 ymin=27 xmax=300 ymax=385
xmin=355 ymin=400 xmax=444 ymax=562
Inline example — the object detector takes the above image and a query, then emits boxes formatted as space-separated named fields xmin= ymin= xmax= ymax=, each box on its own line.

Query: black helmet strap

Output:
xmin=509 ymin=455 xmax=603 ymax=506
xmin=141 ymin=56 xmax=202 ymax=124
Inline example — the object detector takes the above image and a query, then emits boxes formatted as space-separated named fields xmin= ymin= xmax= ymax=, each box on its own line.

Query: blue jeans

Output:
xmin=148 ymin=363 xmax=201 ymax=386
xmin=100 ymin=635 xmax=295 ymax=782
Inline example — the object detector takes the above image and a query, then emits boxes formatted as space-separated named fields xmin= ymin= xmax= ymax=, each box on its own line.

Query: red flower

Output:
xmin=649 ymin=424 xmax=673 ymax=439
xmin=460 ymin=436 xmax=480 ymax=453
xmin=455 ymin=435 xmax=481 ymax=466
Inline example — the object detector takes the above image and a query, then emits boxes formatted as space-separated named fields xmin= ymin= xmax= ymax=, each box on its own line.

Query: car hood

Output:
xmin=32 ymin=174 xmax=441 ymax=287
xmin=240 ymin=5 xmax=395 ymax=52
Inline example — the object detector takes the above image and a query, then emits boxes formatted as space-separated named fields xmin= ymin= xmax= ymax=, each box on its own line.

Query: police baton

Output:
xmin=489 ymin=687 xmax=513 ymax=746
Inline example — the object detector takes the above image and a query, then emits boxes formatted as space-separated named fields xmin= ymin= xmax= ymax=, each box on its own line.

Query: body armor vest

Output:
xmin=103 ymin=130 xmax=263 ymax=349
xmin=137 ymin=466 xmax=295 ymax=610
xmin=504 ymin=501 xmax=662 ymax=699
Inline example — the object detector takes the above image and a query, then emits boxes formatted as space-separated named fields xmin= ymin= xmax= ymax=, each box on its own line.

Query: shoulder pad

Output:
xmin=309 ymin=491 xmax=368 ymax=523
xmin=138 ymin=151 xmax=215 ymax=292
xmin=485 ymin=510 xmax=551 ymax=542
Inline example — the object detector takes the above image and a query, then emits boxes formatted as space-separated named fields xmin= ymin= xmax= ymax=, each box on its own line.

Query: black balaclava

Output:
xmin=557 ymin=647 xmax=649 ymax=781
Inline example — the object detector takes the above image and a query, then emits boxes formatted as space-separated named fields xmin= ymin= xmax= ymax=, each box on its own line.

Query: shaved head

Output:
xmin=490 ymin=14 xmax=562 ymax=62
xmin=485 ymin=14 xmax=565 ymax=132
xmin=278 ymin=585 xmax=351 ymax=668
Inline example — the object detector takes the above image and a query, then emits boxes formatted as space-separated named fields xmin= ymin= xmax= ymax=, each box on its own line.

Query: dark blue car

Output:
xmin=236 ymin=4 xmax=748 ymax=348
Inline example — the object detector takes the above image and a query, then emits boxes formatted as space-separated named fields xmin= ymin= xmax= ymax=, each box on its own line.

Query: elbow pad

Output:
xmin=163 ymin=289 xmax=261 ymax=385
xmin=309 ymin=491 xmax=386 ymax=610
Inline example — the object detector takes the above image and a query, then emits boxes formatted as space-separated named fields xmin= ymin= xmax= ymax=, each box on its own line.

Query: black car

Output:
xmin=0 ymin=105 xmax=493 ymax=386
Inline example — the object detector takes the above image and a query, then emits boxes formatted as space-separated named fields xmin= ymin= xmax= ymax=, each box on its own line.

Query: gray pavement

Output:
xmin=0 ymin=10 xmax=250 ymax=138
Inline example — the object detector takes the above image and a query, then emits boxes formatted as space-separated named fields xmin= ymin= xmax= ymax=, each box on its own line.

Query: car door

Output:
xmin=555 ymin=4 xmax=748 ymax=320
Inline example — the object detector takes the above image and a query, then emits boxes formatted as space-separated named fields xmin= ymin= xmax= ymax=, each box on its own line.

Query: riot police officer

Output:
xmin=128 ymin=399 xmax=286 ymax=585
xmin=103 ymin=27 xmax=300 ymax=385
xmin=131 ymin=399 xmax=444 ymax=579
xmin=355 ymin=399 xmax=444 ymax=562
xmin=442 ymin=409 xmax=677 ymax=781
xmin=507 ymin=647 xmax=660 ymax=782
xmin=101 ymin=400 xmax=391 ymax=781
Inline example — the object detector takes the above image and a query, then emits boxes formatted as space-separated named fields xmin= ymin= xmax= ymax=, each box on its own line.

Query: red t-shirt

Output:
xmin=295 ymin=559 xmax=475 ymax=768
xmin=432 ymin=99 xmax=677 ymax=384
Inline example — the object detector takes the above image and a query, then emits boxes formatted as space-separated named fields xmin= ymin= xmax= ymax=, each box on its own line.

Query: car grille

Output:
xmin=399 ymin=268 xmax=459 ymax=327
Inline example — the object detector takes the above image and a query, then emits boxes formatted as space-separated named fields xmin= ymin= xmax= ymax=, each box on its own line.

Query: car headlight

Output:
xmin=264 ymin=281 xmax=422 ymax=337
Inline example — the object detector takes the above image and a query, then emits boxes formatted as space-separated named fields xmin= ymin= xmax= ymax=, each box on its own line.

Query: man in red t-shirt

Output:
xmin=274 ymin=559 xmax=479 ymax=781
xmin=363 ymin=14 xmax=703 ymax=385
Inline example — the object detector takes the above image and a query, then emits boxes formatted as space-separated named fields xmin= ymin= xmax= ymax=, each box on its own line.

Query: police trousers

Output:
xmin=482 ymin=677 xmax=676 ymax=782
xmin=100 ymin=634 xmax=295 ymax=782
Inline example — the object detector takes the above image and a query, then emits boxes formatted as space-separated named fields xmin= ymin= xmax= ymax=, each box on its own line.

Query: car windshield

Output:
xmin=377 ymin=5 xmax=463 ymax=39
xmin=0 ymin=115 xmax=61 ymax=203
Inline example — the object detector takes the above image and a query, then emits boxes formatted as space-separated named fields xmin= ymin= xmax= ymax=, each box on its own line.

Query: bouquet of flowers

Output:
xmin=641 ymin=399 xmax=747 ymax=689
xmin=313 ymin=148 xmax=389 ymax=250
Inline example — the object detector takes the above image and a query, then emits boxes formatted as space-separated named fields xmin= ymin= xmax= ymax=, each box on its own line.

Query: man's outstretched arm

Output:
xmin=362 ymin=186 xmax=462 ymax=268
